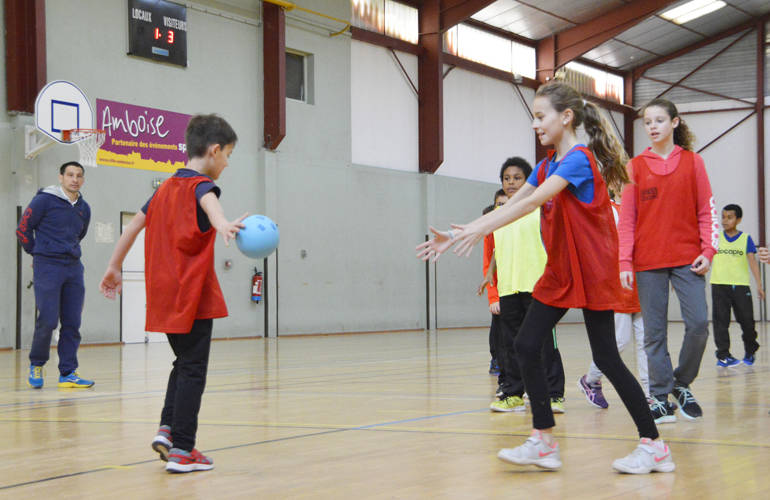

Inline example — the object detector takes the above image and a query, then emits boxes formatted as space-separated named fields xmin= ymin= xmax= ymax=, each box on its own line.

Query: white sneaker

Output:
xmin=497 ymin=430 xmax=561 ymax=470
xmin=612 ymin=438 xmax=675 ymax=474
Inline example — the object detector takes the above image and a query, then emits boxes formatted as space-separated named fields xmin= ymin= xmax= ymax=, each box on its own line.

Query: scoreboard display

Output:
xmin=128 ymin=0 xmax=187 ymax=67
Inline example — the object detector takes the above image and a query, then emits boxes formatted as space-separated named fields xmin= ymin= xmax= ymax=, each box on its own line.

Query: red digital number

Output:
xmin=154 ymin=27 xmax=161 ymax=40
xmin=167 ymin=30 xmax=174 ymax=44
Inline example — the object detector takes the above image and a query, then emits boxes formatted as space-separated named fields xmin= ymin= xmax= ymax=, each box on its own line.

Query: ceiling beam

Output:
xmin=536 ymin=0 xmax=678 ymax=81
xmin=440 ymin=0 xmax=497 ymax=32
xmin=419 ymin=0 xmax=444 ymax=173
xmin=632 ymin=12 xmax=770 ymax=79
xmin=5 ymin=0 xmax=46 ymax=113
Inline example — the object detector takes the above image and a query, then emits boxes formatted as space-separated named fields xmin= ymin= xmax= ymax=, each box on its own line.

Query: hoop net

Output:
xmin=62 ymin=129 xmax=106 ymax=168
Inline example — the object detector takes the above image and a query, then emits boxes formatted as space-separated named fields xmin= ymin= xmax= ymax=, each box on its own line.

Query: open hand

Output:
xmin=220 ymin=212 xmax=248 ymax=246
xmin=99 ymin=266 xmax=122 ymax=300
xmin=415 ymin=226 xmax=455 ymax=262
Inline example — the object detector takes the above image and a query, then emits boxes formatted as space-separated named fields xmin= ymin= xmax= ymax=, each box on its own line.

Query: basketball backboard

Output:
xmin=35 ymin=80 xmax=94 ymax=143
xmin=25 ymin=80 xmax=95 ymax=160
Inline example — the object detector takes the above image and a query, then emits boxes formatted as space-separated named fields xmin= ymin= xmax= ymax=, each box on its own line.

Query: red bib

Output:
xmin=144 ymin=176 xmax=227 ymax=333
xmin=630 ymin=151 xmax=700 ymax=271
xmin=534 ymin=147 xmax=623 ymax=311
xmin=611 ymin=200 xmax=641 ymax=314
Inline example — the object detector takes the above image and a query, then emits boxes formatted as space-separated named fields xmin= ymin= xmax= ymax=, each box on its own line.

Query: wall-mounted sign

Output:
xmin=96 ymin=98 xmax=190 ymax=172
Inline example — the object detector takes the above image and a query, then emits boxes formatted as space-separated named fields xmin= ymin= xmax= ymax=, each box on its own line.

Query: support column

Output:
xmin=418 ymin=0 xmax=443 ymax=173
xmin=623 ymin=73 xmax=635 ymax=157
xmin=757 ymin=21 xmax=766 ymax=247
xmin=263 ymin=1 xmax=286 ymax=150
xmin=4 ymin=0 xmax=46 ymax=113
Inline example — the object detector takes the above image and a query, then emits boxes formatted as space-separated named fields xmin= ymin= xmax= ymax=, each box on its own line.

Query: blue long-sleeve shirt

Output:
xmin=16 ymin=185 xmax=91 ymax=260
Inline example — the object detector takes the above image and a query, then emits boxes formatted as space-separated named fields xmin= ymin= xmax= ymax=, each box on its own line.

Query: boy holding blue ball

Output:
xmin=99 ymin=114 xmax=246 ymax=473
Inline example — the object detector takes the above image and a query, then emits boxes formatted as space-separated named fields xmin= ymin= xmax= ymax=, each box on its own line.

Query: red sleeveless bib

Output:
xmin=144 ymin=176 xmax=227 ymax=333
xmin=534 ymin=147 xmax=623 ymax=310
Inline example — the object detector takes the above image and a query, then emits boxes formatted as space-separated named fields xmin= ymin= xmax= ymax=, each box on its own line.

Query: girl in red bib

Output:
xmin=618 ymin=99 xmax=717 ymax=424
xmin=417 ymin=81 xmax=673 ymax=474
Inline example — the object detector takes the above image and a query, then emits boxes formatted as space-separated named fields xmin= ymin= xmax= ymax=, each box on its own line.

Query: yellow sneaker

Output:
xmin=551 ymin=398 xmax=566 ymax=414
xmin=490 ymin=395 xmax=526 ymax=412
xmin=58 ymin=372 xmax=94 ymax=388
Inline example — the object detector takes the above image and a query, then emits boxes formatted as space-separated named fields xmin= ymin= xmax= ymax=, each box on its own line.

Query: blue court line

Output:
xmin=353 ymin=408 xmax=487 ymax=429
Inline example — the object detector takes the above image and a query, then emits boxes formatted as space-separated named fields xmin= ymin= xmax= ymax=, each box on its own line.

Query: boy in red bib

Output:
xmin=99 ymin=114 xmax=246 ymax=473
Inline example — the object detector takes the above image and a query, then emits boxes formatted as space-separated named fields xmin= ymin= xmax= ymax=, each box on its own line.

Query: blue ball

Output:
xmin=236 ymin=214 xmax=280 ymax=259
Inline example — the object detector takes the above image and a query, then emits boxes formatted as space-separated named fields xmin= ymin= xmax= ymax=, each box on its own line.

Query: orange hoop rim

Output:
xmin=61 ymin=128 xmax=106 ymax=143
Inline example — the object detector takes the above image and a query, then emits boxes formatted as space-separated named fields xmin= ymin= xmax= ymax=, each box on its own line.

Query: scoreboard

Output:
xmin=128 ymin=0 xmax=187 ymax=67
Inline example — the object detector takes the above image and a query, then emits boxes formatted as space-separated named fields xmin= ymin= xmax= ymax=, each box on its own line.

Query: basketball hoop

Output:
xmin=62 ymin=128 xmax=106 ymax=168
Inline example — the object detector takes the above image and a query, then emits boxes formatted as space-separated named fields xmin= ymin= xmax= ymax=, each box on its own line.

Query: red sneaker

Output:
xmin=165 ymin=448 xmax=214 ymax=473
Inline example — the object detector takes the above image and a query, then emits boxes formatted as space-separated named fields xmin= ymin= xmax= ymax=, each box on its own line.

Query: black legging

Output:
xmin=514 ymin=298 xmax=658 ymax=439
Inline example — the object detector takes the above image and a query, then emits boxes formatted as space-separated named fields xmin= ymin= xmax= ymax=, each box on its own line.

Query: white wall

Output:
xmin=351 ymin=42 xmax=418 ymax=172
xmin=441 ymin=68 xmax=536 ymax=182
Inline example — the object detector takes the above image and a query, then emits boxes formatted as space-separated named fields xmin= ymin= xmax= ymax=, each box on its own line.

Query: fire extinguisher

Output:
xmin=251 ymin=268 xmax=263 ymax=303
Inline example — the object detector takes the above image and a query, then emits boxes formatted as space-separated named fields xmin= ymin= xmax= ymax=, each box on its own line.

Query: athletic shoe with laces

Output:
xmin=672 ymin=385 xmax=702 ymax=420
xmin=550 ymin=397 xmax=565 ymax=414
xmin=649 ymin=395 xmax=676 ymax=424
xmin=152 ymin=425 xmax=172 ymax=461
xmin=742 ymin=354 xmax=755 ymax=366
xmin=497 ymin=430 xmax=561 ymax=470
xmin=28 ymin=365 xmax=44 ymax=389
xmin=577 ymin=375 xmax=608 ymax=409
xmin=612 ymin=438 xmax=675 ymax=474
xmin=716 ymin=356 xmax=740 ymax=368
xmin=490 ymin=395 xmax=526 ymax=412
xmin=58 ymin=372 xmax=94 ymax=388
xmin=166 ymin=448 xmax=214 ymax=473
xmin=489 ymin=359 xmax=500 ymax=375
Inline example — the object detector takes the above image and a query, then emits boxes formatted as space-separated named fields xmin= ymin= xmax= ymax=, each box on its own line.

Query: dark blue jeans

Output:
xmin=30 ymin=257 xmax=85 ymax=376
xmin=160 ymin=319 xmax=213 ymax=452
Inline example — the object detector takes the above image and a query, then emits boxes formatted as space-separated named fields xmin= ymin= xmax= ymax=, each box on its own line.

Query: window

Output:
xmin=286 ymin=50 xmax=313 ymax=103
xmin=443 ymin=23 xmax=536 ymax=79
xmin=561 ymin=62 xmax=624 ymax=104
xmin=351 ymin=0 xmax=418 ymax=44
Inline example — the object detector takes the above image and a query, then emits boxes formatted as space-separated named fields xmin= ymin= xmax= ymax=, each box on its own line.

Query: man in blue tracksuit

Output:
xmin=16 ymin=161 xmax=94 ymax=389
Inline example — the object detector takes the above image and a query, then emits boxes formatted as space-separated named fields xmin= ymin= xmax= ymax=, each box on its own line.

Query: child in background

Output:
xmin=618 ymin=98 xmax=717 ymax=424
xmin=487 ymin=157 xmax=565 ymax=414
xmin=579 ymin=194 xmax=649 ymax=408
xmin=99 ymin=114 xmax=246 ymax=473
xmin=710 ymin=204 xmax=763 ymax=367
xmin=418 ymin=81 xmax=672 ymax=474
xmin=481 ymin=190 xmax=507 ymax=377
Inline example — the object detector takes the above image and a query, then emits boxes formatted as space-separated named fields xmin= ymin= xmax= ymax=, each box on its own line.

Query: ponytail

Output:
xmin=536 ymin=81 xmax=630 ymax=193
xmin=640 ymin=98 xmax=695 ymax=151
xmin=582 ymin=101 xmax=630 ymax=193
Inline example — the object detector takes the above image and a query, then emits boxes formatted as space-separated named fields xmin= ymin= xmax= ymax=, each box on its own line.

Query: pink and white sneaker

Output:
xmin=497 ymin=430 xmax=561 ymax=470
xmin=612 ymin=438 xmax=675 ymax=474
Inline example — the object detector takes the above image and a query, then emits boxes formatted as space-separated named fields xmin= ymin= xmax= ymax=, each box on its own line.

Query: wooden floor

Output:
xmin=0 ymin=323 xmax=768 ymax=499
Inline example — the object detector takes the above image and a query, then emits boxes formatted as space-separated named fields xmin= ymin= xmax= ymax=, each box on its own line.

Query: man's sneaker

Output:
xmin=612 ymin=438 xmax=675 ymax=474
xmin=717 ymin=356 xmax=740 ymax=368
xmin=489 ymin=359 xmax=500 ymax=375
xmin=672 ymin=385 xmax=702 ymax=420
xmin=497 ymin=430 xmax=561 ymax=470
xmin=28 ymin=366 xmax=44 ymax=389
xmin=490 ymin=395 xmax=526 ymax=412
xmin=152 ymin=425 xmax=172 ymax=461
xmin=166 ymin=448 xmax=214 ymax=473
xmin=550 ymin=398 xmax=566 ymax=414
xmin=58 ymin=372 xmax=94 ymax=388
xmin=742 ymin=354 xmax=755 ymax=366
xmin=649 ymin=395 xmax=676 ymax=424
xmin=577 ymin=375 xmax=609 ymax=409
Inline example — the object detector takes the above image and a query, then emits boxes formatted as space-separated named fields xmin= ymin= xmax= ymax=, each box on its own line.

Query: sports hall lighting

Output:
xmin=660 ymin=0 xmax=726 ymax=25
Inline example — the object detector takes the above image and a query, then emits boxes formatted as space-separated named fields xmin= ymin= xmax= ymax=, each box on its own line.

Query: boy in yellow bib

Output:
xmin=710 ymin=204 xmax=763 ymax=367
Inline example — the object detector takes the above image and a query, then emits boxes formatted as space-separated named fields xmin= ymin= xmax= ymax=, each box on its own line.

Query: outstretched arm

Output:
xmin=416 ymin=176 xmax=567 ymax=261
xmin=199 ymin=192 xmax=247 ymax=246
xmin=99 ymin=212 xmax=146 ymax=299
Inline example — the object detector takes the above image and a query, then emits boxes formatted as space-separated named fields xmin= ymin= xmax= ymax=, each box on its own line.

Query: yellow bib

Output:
xmin=493 ymin=209 xmax=547 ymax=296
xmin=710 ymin=232 xmax=750 ymax=286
